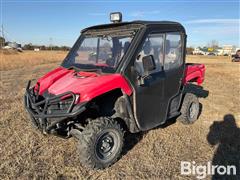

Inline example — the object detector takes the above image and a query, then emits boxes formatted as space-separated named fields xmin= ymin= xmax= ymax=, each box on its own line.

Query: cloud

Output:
xmin=130 ymin=10 xmax=160 ymax=17
xmin=185 ymin=19 xmax=239 ymax=40
xmin=190 ymin=25 xmax=239 ymax=35
xmin=186 ymin=18 xmax=240 ymax=24
xmin=187 ymin=24 xmax=239 ymax=46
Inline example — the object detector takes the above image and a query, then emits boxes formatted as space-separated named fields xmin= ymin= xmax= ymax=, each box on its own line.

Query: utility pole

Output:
xmin=1 ymin=24 xmax=4 ymax=47
xmin=1 ymin=24 xmax=4 ymax=38
xmin=49 ymin=37 xmax=53 ymax=51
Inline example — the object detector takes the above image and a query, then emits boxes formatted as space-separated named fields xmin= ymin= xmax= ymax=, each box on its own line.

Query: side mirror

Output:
xmin=142 ymin=55 xmax=156 ymax=74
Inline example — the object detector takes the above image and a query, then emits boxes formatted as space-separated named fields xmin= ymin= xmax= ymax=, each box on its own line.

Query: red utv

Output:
xmin=24 ymin=13 xmax=205 ymax=169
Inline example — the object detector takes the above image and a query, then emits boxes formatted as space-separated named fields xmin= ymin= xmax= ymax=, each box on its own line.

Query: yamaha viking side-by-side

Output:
xmin=24 ymin=13 xmax=205 ymax=169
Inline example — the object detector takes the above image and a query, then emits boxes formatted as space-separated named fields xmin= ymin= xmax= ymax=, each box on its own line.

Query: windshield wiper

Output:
xmin=67 ymin=66 xmax=102 ymax=73
xmin=67 ymin=66 xmax=81 ymax=71
xmin=80 ymin=68 xmax=102 ymax=73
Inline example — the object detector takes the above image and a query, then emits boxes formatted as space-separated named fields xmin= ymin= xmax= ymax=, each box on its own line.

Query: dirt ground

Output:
xmin=0 ymin=51 xmax=239 ymax=179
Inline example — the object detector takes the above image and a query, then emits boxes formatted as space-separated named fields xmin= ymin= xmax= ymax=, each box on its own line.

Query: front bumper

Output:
xmin=24 ymin=80 xmax=86 ymax=133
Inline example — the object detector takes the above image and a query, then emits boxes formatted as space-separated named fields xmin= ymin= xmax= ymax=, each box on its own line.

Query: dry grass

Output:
xmin=0 ymin=51 xmax=239 ymax=179
xmin=0 ymin=50 xmax=67 ymax=71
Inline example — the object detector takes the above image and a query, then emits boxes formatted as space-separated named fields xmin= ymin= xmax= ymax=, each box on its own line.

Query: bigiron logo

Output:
xmin=180 ymin=161 xmax=238 ymax=179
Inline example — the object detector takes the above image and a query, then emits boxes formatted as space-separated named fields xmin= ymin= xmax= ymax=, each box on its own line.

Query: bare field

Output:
xmin=0 ymin=50 xmax=67 ymax=71
xmin=0 ymin=51 xmax=240 ymax=179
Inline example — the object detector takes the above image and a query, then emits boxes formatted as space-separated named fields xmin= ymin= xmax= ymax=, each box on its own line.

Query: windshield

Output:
xmin=62 ymin=32 xmax=135 ymax=73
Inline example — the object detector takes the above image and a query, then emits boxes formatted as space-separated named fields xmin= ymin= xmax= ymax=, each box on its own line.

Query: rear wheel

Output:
xmin=177 ymin=93 xmax=200 ymax=124
xmin=76 ymin=117 xmax=124 ymax=169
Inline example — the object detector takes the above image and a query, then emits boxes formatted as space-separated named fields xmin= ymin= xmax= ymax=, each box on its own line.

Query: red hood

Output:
xmin=36 ymin=67 xmax=132 ymax=103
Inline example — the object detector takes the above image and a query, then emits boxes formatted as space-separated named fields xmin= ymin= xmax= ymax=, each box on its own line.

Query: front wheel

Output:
xmin=177 ymin=93 xmax=200 ymax=124
xmin=76 ymin=117 xmax=124 ymax=169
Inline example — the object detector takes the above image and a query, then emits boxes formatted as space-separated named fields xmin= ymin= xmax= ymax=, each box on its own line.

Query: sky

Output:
xmin=1 ymin=0 xmax=239 ymax=47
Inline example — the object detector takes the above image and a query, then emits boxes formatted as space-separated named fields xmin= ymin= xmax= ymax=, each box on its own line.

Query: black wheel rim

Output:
xmin=189 ymin=102 xmax=198 ymax=119
xmin=95 ymin=130 xmax=120 ymax=161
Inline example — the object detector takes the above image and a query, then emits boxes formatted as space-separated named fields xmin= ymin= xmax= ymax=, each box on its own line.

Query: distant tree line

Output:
xmin=22 ymin=43 xmax=70 ymax=51
xmin=186 ymin=40 xmax=220 ymax=55
xmin=186 ymin=47 xmax=194 ymax=55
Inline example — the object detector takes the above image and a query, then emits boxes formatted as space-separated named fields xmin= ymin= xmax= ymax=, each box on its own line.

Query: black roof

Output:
xmin=82 ymin=21 xmax=186 ymax=33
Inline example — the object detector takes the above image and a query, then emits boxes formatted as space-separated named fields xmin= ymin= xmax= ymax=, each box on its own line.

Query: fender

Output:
xmin=113 ymin=94 xmax=140 ymax=133
xmin=184 ymin=63 xmax=205 ymax=85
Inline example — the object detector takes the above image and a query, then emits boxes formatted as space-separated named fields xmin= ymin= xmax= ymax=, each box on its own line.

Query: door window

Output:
xmin=135 ymin=33 xmax=164 ymax=75
xmin=164 ymin=33 xmax=182 ymax=70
